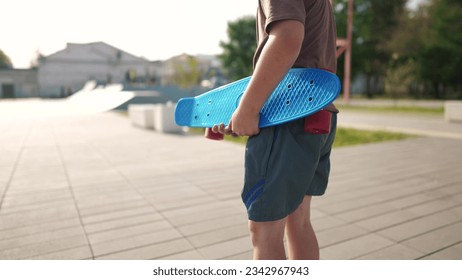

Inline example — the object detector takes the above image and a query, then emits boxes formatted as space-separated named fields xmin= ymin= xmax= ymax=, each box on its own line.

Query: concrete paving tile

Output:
xmin=385 ymin=191 xmax=444 ymax=210
xmin=162 ymin=201 xmax=242 ymax=227
xmin=1 ymin=197 xmax=75 ymax=215
xmin=88 ymin=220 xmax=174 ymax=245
xmin=73 ymin=190 xmax=145 ymax=209
xmin=318 ymin=224 xmax=369 ymax=248
xmin=71 ymin=180 xmax=130 ymax=192
xmin=0 ymin=217 xmax=81 ymax=241
xmin=405 ymin=194 xmax=462 ymax=217
xmin=198 ymin=237 xmax=252 ymax=260
xmin=67 ymin=172 xmax=126 ymax=186
xmin=80 ymin=206 xmax=157 ymax=225
xmin=319 ymin=183 xmax=433 ymax=216
xmin=161 ymin=200 xmax=228 ymax=218
xmin=134 ymin=179 xmax=199 ymax=194
xmin=71 ymin=180 xmax=131 ymax=193
xmin=309 ymin=208 xmax=328 ymax=220
xmin=187 ymin=223 xmax=248 ymax=248
xmin=402 ymin=221 xmax=462 ymax=255
xmin=116 ymin=164 xmax=173 ymax=180
xmin=92 ymin=228 xmax=183 ymax=257
xmin=356 ymin=244 xmax=424 ymax=260
xmin=2 ymin=189 xmax=72 ymax=207
xmin=178 ymin=214 xmax=245 ymax=236
xmin=73 ymin=195 xmax=146 ymax=209
xmin=222 ymin=250 xmax=253 ymax=260
xmin=320 ymin=234 xmax=395 ymax=260
xmin=153 ymin=195 xmax=216 ymax=212
xmin=129 ymin=175 xmax=188 ymax=190
xmin=0 ymin=234 xmax=89 ymax=260
xmin=377 ymin=206 xmax=462 ymax=242
xmin=312 ymin=215 xmax=348 ymax=231
xmin=0 ymin=205 xmax=79 ymax=231
xmin=421 ymin=242 xmax=462 ymax=260
xmin=7 ymin=177 xmax=69 ymax=190
xmin=16 ymin=158 xmax=63 ymax=169
xmin=159 ymin=250 xmax=204 ymax=260
xmin=334 ymin=203 xmax=396 ymax=222
xmin=84 ymin=211 xmax=163 ymax=234
xmin=213 ymin=191 xmax=241 ymax=201
xmin=12 ymin=160 xmax=62 ymax=172
xmin=184 ymin=172 xmax=242 ymax=186
xmin=77 ymin=198 xmax=152 ymax=218
xmin=96 ymin=238 xmax=193 ymax=260
xmin=29 ymin=245 xmax=93 ymax=260
xmin=5 ymin=182 xmax=69 ymax=195
xmin=142 ymin=185 xmax=210 ymax=205
xmin=354 ymin=210 xmax=420 ymax=232
xmin=0 ymin=226 xmax=85 ymax=251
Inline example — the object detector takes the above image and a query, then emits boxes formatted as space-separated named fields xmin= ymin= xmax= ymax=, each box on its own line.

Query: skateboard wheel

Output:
xmin=205 ymin=128 xmax=224 ymax=140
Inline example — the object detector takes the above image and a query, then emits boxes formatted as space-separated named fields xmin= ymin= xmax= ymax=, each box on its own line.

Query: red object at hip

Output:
xmin=304 ymin=110 xmax=331 ymax=134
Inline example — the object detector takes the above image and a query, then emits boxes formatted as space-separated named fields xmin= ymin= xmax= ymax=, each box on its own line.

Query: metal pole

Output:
xmin=343 ymin=0 xmax=354 ymax=104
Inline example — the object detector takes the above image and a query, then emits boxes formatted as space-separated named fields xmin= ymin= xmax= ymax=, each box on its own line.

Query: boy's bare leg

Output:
xmin=248 ymin=218 xmax=287 ymax=260
xmin=285 ymin=196 xmax=320 ymax=260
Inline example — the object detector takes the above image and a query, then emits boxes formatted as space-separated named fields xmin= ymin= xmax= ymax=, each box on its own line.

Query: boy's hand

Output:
xmin=212 ymin=106 xmax=260 ymax=137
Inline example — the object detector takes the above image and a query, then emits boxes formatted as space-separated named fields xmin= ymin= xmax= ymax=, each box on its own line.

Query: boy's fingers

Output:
xmin=212 ymin=123 xmax=226 ymax=134
xmin=218 ymin=123 xmax=225 ymax=134
xmin=224 ymin=121 xmax=233 ymax=135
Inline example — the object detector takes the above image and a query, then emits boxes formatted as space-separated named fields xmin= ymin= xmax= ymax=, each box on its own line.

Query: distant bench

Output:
xmin=128 ymin=103 xmax=183 ymax=133
xmin=445 ymin=101 xmax=462 ymax=123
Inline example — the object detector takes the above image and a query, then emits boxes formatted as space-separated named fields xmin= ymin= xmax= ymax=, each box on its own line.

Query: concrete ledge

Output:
xmin=128 ymin=104 xmax=155 ymax=129
xmin=445 ymin=101 xmax=462 ymax=123
xmin=154 ymin=102 xmax=183 ymax=133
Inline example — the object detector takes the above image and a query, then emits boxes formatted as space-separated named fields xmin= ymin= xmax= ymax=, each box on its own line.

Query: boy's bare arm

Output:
xmin=215 ymin=19 xmax=304 ymax=136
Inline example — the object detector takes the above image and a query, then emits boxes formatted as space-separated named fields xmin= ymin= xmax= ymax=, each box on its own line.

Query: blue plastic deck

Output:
xmin=174 ymin=68 xmax=341 ymax=128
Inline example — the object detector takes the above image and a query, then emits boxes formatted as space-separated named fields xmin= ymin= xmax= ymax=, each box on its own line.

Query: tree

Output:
xmin=335 ymin=0 xmax=407 ymax=97
xmin=384 ymin=4 xmax=430 ymax=98
xmin=220 ymin=16 xmax=257 ymax=81
xmin=418 ymin=0 xmax=462 ymax=98
xmin=0 ymin=49 xmax=13 ymax=69
xmin=172 ymin=55 xmax=202 ymax=89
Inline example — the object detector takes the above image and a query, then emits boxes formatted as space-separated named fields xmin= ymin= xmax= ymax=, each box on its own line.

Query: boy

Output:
xmin=213 ymin=0 xmax=338 ymax=259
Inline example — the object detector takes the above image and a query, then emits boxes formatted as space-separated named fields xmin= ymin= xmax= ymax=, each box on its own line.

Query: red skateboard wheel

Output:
xmin=304 ymin=110 xmax=331 ymax=134
xmin=204 ymin=128 xmax=224 ymax=140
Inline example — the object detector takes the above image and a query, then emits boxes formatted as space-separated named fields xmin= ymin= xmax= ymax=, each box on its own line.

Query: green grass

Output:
xmin=336 ymin=104 xmax=444 ymax=115
xmin=333 ymin=127 xmax=412 ymax=147
xmin=189 ymin=127 xmax=414 ymax=147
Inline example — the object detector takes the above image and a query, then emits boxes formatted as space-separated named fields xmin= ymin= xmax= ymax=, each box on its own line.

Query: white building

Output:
xmin=0 ymin=69 xmax=39 ymax=98
xmin=38 ymin=42 xmax=161 ymax=97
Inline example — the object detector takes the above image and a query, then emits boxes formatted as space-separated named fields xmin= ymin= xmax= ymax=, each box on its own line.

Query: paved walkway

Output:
xmin=0 ymin=99 xmax=461 ymax=260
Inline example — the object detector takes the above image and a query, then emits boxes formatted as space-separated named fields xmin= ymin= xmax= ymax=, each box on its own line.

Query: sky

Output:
xmin=2 ymin=0 xmax=426 ymax=69
xmin=1 ymin=0 xmax=256 ymax=68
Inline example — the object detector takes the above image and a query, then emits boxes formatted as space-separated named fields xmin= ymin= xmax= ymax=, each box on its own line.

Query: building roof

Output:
xmin=41 ymin=41 xmax=150 ymax=64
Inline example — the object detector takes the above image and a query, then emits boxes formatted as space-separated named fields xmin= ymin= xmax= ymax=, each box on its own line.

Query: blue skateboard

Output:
xmin=174 ymin=68 xmax=340 ymax=134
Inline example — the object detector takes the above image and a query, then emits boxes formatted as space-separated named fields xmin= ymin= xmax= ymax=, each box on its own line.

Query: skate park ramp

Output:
xmin=66 ymin=81 xmax=193 ymax=112
xmin=66 ymin=82 xmax=136 ymax=114
xmin=0 ymin=81 xmax=197 ymax=120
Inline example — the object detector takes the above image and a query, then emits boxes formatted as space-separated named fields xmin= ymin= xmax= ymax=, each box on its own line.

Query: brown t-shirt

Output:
xmin=254 ymin=0 xmax=338 ymax=112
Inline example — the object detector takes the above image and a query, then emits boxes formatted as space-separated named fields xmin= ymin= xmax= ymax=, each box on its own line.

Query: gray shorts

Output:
xmin=242 ymin=112 xmax=337 ymax=222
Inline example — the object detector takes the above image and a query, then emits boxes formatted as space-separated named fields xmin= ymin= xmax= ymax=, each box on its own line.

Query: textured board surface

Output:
xmin=175 ymin=68 xmax=340 ymax=128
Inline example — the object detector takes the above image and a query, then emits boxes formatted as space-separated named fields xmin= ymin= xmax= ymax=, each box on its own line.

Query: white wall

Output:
xmin=37 ymin=42 xmax=161 ymax=97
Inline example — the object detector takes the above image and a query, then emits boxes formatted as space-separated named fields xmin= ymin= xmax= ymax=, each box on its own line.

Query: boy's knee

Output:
xmin=248 ymin=220 xmax=286 ymax=246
